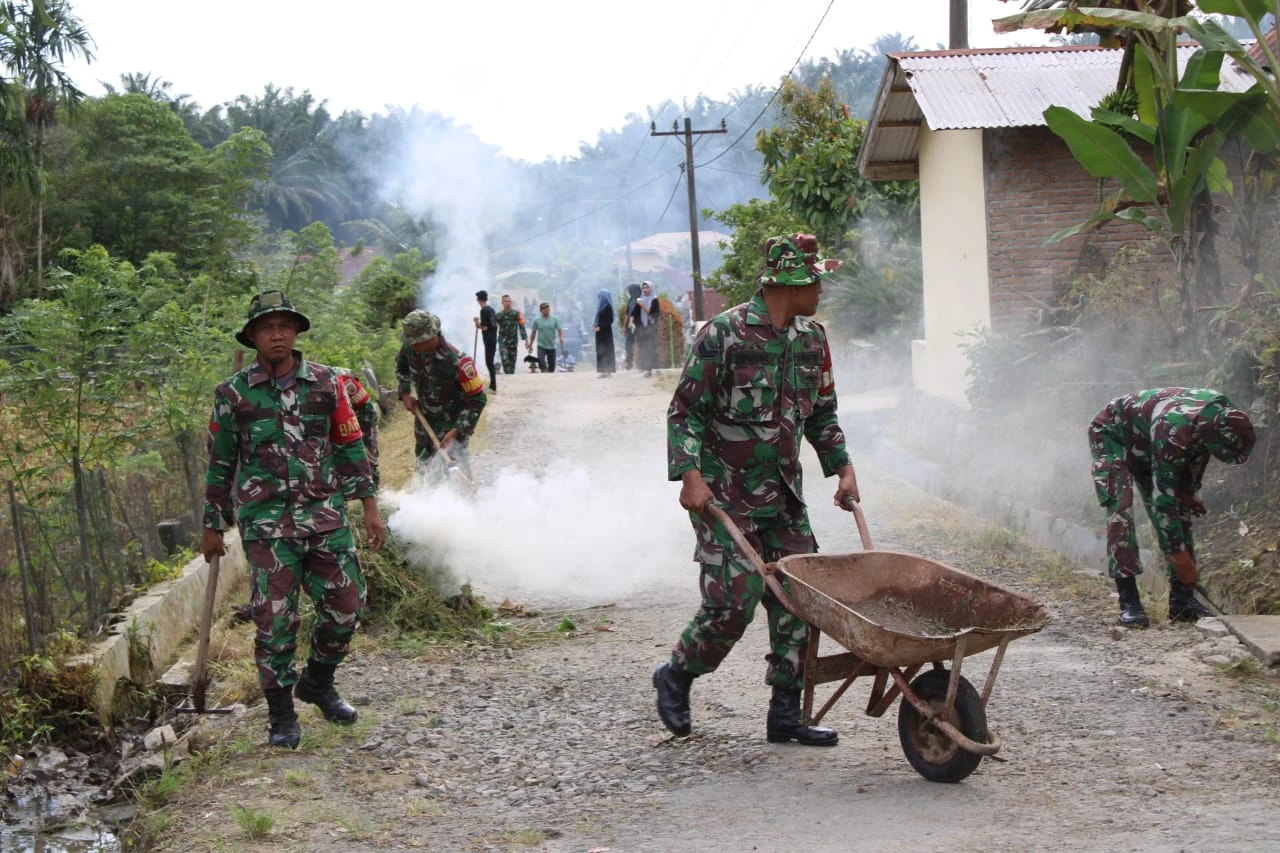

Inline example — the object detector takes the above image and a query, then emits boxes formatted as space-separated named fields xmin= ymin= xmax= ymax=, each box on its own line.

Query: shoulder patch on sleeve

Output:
xmin=457 ymin=355 xmax=485 ymax=396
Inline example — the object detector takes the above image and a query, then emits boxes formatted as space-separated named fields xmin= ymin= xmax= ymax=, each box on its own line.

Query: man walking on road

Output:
xmin=202 ymin=290 xmax=385 ymax=749
xmin=526 ymin=302 xmax=564 ymax=373
xmin=495 ymin=294 xmax=527 ymax=375
xmin=1088 ymin=387 xmax=1255 ymax=628
xmin=474 ymin=290 xmax=499 ymax=392
xmin=396 ymin=309 xmax=487 ymax=481
xmin=654 ymin=234 xmax=859 ymax=746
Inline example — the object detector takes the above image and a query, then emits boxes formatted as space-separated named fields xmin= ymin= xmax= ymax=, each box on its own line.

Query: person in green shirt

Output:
xmin=525 ymin=302 xmax=564 ymax=373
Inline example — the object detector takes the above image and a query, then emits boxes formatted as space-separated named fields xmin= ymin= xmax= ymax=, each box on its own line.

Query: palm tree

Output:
xmin=0 ymin=0 xmax=95 ymax=293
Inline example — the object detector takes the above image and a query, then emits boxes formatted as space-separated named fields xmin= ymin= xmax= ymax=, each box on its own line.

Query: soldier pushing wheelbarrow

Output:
xmin=653 ymin=233 xmax=859 ymax=746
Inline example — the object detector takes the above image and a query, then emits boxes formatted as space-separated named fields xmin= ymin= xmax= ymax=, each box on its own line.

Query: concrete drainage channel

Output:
xmin=1 ymin=533 xmax=250 ymax=852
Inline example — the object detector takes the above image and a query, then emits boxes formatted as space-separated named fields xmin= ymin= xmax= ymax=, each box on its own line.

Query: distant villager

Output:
xmin=653 ymin=234 xmax=858 ymax=746
xmin=474 ymin=290 xmax=499 ymax=392
xmin=623 ymin=282 xmax=642 ymax=369
xmin=1088 ymin=387 xmax=1256 ymax=628
xmin=630 ymin=281 xmax=660 ymax=377
xmin=593 ymin=288 xmax=616 ymax=377
xmin=526 ymin=302 xmax=564 ymax=374
xmin=202 ymin=290 xmax=385 ymax=750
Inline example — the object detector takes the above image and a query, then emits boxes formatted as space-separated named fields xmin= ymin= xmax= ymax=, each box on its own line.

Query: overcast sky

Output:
xmin=63 ymin=0 xmax=1049 ymax=162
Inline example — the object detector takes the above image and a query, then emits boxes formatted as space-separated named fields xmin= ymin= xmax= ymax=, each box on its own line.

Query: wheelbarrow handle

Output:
xmin=842 ymin=497 xmax=875 ymax=550
xmin=704 ymin=503 xmax=798 ymax=615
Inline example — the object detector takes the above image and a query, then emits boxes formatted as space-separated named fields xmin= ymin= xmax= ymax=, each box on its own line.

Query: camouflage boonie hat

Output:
xmin=1202 ymin=403 xmax=1256 ymax=465
xmin=402 ymin=309 xmax=441 ymax=345
xmin=756 ymin=233 xmax=841 ymax=286
xmin=236 ymin=290 xmax=311 ymax=348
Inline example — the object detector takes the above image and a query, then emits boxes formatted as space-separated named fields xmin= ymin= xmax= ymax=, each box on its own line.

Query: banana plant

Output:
xmin=993 ymin=2 xmax=1275 ymax=344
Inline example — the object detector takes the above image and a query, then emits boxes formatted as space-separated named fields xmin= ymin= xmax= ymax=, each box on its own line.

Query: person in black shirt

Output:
xmin=474 ymin=290 xmax=499 ymax=392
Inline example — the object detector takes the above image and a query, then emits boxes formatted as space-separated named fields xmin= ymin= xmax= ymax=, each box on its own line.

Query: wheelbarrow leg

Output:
xmin=802 ymin=628 xmax=820 ymax=724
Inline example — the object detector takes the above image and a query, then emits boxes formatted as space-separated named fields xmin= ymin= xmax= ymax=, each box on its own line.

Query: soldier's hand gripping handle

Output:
xmin=679 ymin=470 xmax=714 ymax=516
xmin=202 ymin=529 xmax=226 ymax=563
xmin=1169 ymin=550 xmax=1199 ymax=586
xmin=833 ymin=464 xmax=860 ymax=509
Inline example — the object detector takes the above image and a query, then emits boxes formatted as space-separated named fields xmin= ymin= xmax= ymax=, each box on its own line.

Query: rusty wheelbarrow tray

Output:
xmin=706 ymin=502 xmax=1050 ymax=783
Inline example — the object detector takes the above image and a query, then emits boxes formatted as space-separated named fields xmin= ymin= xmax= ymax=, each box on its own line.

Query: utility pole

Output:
xmin=950 ymin=0 xmax=968 ymax=49
xmin=651 ymin=118 xmax=726 ymax=322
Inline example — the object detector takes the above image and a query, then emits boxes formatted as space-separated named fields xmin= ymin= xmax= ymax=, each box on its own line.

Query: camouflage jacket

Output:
xmin=203 ymin=352 xmax=376 ymax=540
xmin=395 ymin=336 xmax=487 ymax=437
xmin=495 ymin=309 xmax=527 ymax=343
xmin=1090 ymin=387 xmax=1230 ymax=553
xmin=668 ymin=291 xmax=850 ymax=524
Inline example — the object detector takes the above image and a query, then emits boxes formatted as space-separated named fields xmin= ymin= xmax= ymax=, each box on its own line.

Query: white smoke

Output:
xmin=384 ymin=460 xmax=691 ymax=606
xmin=380 ymin=114 xmax=528 ymax=346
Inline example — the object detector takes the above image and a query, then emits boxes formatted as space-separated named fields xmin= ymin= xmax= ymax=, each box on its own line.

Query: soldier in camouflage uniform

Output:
xmin=494 ymin=294 xmax=527 ymax=375
xmin=1089 ymin=388 xmax=1255 ymax=628
xmin=395 ymin=310 xmax=487 ymax=481
xmin=653 ymin=234 xmax=860 ymax=746
xmin=203 ymin=291 xmax=385 ymax=749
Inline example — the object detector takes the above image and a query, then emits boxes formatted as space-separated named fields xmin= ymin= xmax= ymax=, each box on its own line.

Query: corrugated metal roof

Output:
xmin=859 ymin=43 xmax=1259 ymax=180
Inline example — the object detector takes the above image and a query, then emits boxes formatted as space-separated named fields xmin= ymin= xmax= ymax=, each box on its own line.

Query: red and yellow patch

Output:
xmin=458 ymin=355 xmax=485 ymax=396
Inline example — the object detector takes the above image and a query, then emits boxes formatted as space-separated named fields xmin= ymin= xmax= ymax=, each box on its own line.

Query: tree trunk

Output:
xmin=72 ymin=454 xmax=97 ymax=626
xmin=7 ymin=480 xmax=39 ymax=654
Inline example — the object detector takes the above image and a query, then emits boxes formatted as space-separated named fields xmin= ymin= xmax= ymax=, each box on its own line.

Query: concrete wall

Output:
xmin=914 ymin=125 xmax=991 ymax=405
xmin=75 ymin=531 xmax=249 ymax=722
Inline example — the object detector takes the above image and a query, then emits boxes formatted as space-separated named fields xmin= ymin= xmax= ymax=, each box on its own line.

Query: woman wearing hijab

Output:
xmin=593 ymin=288 xmax=616 ymax=376
xmin=630 ymin=281 xmax=660 ymax=377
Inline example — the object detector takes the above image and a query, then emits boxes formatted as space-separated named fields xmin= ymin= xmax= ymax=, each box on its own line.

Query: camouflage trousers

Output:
xmin=246 ymin=527 xmax=366 ymax=691
xmin=671 ymin=512 xmax=816 ymax=689
xmin=499 ymin=337 xmax=519 ymax=374
xmin=1089 ymin=430 xmax=1194 ymax=579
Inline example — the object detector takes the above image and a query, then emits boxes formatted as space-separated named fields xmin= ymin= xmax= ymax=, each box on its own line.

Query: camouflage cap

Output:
xmin=1202 ymin=404 xmax=1256 ymax=465
xmin=236 ymin=290 xmax=311 ymax=348
xmin=402 ymin=309 xmax=441 ymax=345
xmin=756 ymin=233 xmax=841 ymax=286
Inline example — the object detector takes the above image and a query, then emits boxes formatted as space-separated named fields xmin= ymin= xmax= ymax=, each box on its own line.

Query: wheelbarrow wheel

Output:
xmin=897 ymin=669 xmax=988 ymax=783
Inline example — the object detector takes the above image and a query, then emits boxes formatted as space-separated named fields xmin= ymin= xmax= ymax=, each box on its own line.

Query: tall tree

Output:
xmin=0 ymin=0 xmax=94 ymax=293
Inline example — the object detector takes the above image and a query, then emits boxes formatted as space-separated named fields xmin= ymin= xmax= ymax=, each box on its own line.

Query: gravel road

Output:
xmin=156 ymin=365 xmax=1280 ymax=852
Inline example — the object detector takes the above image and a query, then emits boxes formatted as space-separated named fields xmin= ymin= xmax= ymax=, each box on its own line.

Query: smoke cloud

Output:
xmin=377 ymin=113 xmax=529 ymax=343
xmin=385 ymin=462 xmax=691 ymax=606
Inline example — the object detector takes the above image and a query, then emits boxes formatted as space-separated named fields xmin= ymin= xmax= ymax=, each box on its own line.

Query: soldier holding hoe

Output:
xmin=203 ymin=291 xmax=385 ymax=749
xmin=1089 ymin=387 xmax=1256 ymax=628
xmin=653 ymin=234 xmax=860 ymax=746
xmin=396 ymin=309 xmax=487 ymax=480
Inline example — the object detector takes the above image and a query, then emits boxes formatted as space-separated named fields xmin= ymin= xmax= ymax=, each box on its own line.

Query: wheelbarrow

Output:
xmin=705 ymin=502 xmax=1050 ymax=783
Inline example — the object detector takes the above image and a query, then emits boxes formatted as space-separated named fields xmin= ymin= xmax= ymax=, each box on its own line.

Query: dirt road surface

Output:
xmin=157 ymin=365 xmax=1280 ymax=852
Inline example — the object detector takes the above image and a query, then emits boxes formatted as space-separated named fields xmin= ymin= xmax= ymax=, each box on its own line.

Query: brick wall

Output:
xmin=983 ymin=127 xmax=1171 ymax=333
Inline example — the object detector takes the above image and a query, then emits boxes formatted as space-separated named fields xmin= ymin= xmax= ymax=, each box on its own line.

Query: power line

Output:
xmin=696 ymin=0 xmax=835 ymax=169
xmin=500 ymin=167 xmax=680 ymax=248
xmin=654 ymin=165 xmax=686 ymax=227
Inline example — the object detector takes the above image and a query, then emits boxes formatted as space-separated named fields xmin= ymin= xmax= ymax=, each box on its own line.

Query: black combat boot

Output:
xmin=1168 ymin=580 xmax=1212 ymax=624
xmin=1115 ymin=575 xmax=1150 ymax=629
xmin=653 ymin=663 xmax=695 ymax=736
xmin=766 ymin=686 xmax=838 ymax=746
xmin=264 ymin=686 xmax=302 ymax=749
xmin=294 ymin=661 xmax=358 ymax=724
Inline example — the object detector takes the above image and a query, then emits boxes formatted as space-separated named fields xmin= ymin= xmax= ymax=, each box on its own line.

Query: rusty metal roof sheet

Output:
xmin=859 ymin=43 xmax=1259 ymax=180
